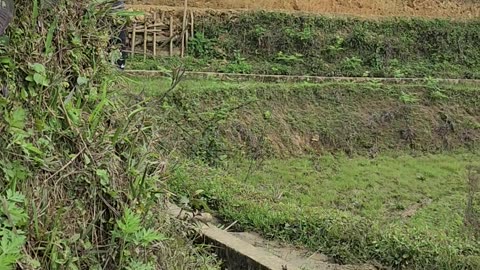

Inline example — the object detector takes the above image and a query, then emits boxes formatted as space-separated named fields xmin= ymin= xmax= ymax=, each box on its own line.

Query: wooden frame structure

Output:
xmin=127 ymin=1 xmax=194 ymax=58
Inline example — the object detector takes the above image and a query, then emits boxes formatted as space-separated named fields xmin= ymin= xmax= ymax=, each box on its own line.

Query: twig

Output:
xmin=153 ymin=12 xmax=157 ymax=56
xmin=158 ymin=67 xmax=186 ymax=103
xmin=131 ymin=23 xmax=137 ymax=56
xmin=99 ymin=194 xmax=120 ymax=217
xmin=169 ymin=16 xmax=174 ymax=56
xmin=45 ymin=147 xmax=86 ymax=182
xmin=181 ymin=0 xmax=188 ymax=57
xmin=143 ymin=22 xmax=147 ymax=60
xmin=224 ymin=220 xmax=238 ymax=231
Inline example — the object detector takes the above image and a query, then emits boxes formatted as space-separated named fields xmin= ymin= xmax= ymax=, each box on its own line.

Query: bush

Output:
xmin=181 ymin=11 xmax=480 ymax=78
xmin=187 ymin=32 xmax=217 ymax=58
xmin=0 ymin=1 xmax=217 ymax=269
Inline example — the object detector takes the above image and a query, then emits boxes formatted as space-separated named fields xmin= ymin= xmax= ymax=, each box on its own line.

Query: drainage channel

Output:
xmin=167 ymin=204 xmax=374 ymax=270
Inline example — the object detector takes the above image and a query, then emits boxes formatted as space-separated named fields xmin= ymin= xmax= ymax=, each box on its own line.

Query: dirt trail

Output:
xmin=128 ymin=0 xmax=480 ymax=19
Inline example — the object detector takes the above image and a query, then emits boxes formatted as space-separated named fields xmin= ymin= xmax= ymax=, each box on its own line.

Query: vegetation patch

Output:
xmin=171 ymin=153 xmax=480 ymax=269
xmin=0 ymin=1 xmax=218 ymax=269
xmin=130 ymin=11 xmax=480 ymax=79
xmin=127 ymin=77 xmax=480 ymax=162
xmin=124 ymin=76 xmax=480 ymax=269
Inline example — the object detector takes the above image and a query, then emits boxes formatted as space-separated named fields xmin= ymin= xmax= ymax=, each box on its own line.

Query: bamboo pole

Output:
xmin=169 ymin=16 xmax=173 ymax=56
xmin=190 ymin=10 xmax=194 ymax=38
xmin=133 ymin=23 xmax=166 ymax=30
xmin=143 ymin=22 xmax=147 ymax=60
xmin=181 ymin=0 xmax=188 ymax=58
xmin=153 ymin=12 xmax=157 ymax=56
xmin=131 ymin=23 xmax=136 ymax=56
xmin=133 ymin=29 xmax=166 ymax=34
xmin=185 ymin=31 xmax=189 ymax=56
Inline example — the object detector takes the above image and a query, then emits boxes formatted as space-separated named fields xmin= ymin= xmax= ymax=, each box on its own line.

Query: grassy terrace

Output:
xmin=128 ymin=12 xmax=480 ymax=79
xmin=122 ymin=76 xmax=480 ymax=269
xmin=171 ymin=153 xmax=479 ymax=267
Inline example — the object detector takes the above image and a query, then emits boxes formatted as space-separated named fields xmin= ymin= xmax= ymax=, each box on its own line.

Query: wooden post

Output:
xmin=161 ymin=11 xmax=165 ymax=21
xmin=153 ymin=12 xmax=157 ymax=56
xmin=143 ymin=21 xmax=147 ymax=60
xmin=131 ymin=23 xmax=136 ymax=56
xmin=169 ymin=16 xmax=173 ymax=56
xmin=181 ymin=0 xmax=188 ymax=58
xmin=185 ymin=31 xmax=189 ymax=56
xmin=190 ymin=10 xmax=194 ymax=38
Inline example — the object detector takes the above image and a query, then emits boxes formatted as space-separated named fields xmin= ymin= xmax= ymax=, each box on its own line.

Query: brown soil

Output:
xmin=128 ymin=0 xmax=480 ymax=19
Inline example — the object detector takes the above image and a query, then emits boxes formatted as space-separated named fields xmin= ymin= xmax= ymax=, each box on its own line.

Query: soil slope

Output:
xmin=128 ymin=0 xmax=480 ymax=19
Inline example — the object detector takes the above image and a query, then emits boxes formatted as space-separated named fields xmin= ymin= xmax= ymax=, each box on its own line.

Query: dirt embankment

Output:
xmin=128 ymin=0 xmax=480 ymax=19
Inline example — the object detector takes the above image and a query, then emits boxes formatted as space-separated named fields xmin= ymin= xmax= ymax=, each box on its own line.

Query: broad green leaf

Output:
xmin=6 ymin=108 xmax=26 ymax=129
xmin=76 ymin=76 xmax=88 ymax=86
xmin=0 ymin=97 xmax=7 ymax=109
xmin=20 ymin=88 xmax=28 ymax=100
xmin=0 ymin=36 xmax=9 ymax=45
xmin=31 ymin=63 xmax=45 ymax=74
xmin=0 ymin=56 xmax=11 ymax=64
xmin=33 ymin=73 xmax=46 ymax=86
xmin=21 ymin=143 xmax=43 ymax=156
xmin=96 ymin=169 xmax=109 ymax=187
xmin=65 ymin=103 xmax=81 ymax=125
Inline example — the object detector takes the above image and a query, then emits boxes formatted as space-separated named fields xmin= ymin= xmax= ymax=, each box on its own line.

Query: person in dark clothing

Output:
xmin=116 ymin=26 xmax=127 ymax=70
xmin=112 ymin=1 xmax=127 ymax=69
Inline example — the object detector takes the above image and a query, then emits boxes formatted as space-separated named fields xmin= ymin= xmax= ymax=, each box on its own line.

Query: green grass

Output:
xmin=122 ymin=76 xmax=480 ymax=269
xmin=128 ymin=12 xmax=480 ymax=79
xmin=170 ymin=152 xmax=480 ymax=269
xmin=179 ymin=153 xmax=476 ymax=236
xmin=124 ymin=76 xmax=480 ymax=158
xmin=128 ymin=55 xmax=480 ymax=80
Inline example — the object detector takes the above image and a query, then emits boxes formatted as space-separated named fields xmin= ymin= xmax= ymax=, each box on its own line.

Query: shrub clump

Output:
xmin=0 ymin=1 xmax=217 ymax=269
xmin=141 ymin=11 xmax=480 ymax=78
